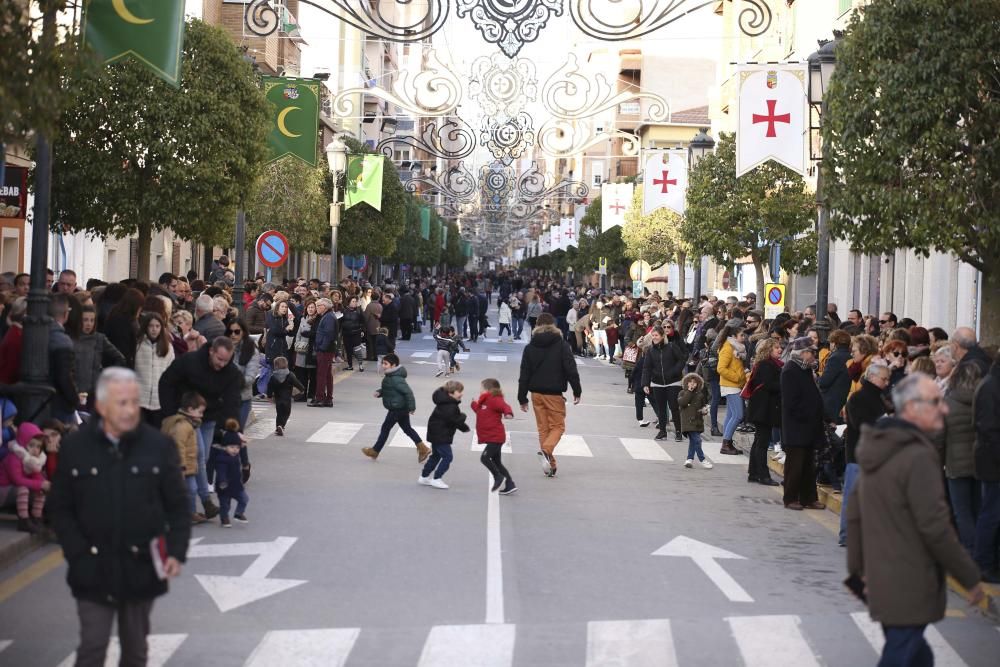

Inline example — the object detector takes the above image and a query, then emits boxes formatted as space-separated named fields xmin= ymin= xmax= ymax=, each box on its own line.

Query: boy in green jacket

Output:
xmin=362 ymin=353 xmax=431 ymax=462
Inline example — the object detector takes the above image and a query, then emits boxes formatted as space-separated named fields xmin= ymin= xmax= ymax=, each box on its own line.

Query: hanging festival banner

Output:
xmin=562 ymin=216 xmax=578 ymax=249
xmin=263 ymin=77 xmax=321 ymax=166
xmin=643 ymin=151 xmax=687 ymax=216
xmin=601 ymin=182 xmax=633 ymax=232
xmin=736 ymin=64 xmax=807 ymax=177
xmin=345 ymin=155 xmax=385 ymax=211
xmin=549 ymin=223 xmax=561 ymax=252
xmin=82 ymin=0 xmax=186 ymax=86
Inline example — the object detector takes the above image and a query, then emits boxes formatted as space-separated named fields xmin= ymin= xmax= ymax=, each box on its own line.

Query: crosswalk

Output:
xmin=298 ymin=420 xmax=746 ymax=465
xmin=12 ymin=613 xmax=990 ymax=666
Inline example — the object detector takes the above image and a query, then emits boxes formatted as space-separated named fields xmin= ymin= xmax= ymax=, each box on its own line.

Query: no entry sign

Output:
xmin=764 ymin=282 xmax=785 ymax=319
xmin=256 ymin=230 xmax=290 ymax=269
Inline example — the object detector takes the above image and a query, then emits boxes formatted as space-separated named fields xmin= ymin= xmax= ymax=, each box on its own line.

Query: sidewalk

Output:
xmin=0 ymin=515 xmax=46 ymax=571
xmin=731 ymin=431 xmax=1000 ymax=620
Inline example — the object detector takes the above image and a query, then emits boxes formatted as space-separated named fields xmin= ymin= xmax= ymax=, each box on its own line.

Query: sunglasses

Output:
xmin=879 ymin=320 xmax=889 ymax=325
xmin=228 ymin=329 xmax=243 ymax=336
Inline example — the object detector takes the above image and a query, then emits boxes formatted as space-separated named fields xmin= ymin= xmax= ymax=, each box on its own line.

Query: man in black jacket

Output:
xmin=398 ymin=289 xmax=418 ymax=341
xmin=49 ymin=293 xmax=80 ymax=423
xmin=974 ymin=358 xmax=1000 ymax=582
xmin=517 ymin=313 xmax=582 ymax=477
xmin=840 ymin=362 xmax=890 ymax=546
xmin=641 ymin=324 xmax=687 ymax=441
xmin=781 ymin=337 xmax=827 ymax=511
xmin=49 ymin=368 xmax=190 ymax=667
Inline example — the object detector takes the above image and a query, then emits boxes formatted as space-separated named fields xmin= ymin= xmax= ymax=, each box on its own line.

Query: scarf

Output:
xmin=727 ymin=337 xmax=746 ymax=359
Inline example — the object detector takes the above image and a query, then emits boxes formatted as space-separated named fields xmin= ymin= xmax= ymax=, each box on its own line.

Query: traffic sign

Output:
xmin=632 ymin=280 xmax=644 ymax=298
xmin=764 ymin=282 xmax=785 ymax=319
xmin=598 ymin=257 xmax=607 ymax=275
xmin=629 ymin=260 xmax=652 ymax=281
xmin=255 ymin=230 xmax=290 ymax=269
xmin=721 ymin=270 xmax=731 ymax=290
xmin=344 ymin=255 xmax=368 ymax=272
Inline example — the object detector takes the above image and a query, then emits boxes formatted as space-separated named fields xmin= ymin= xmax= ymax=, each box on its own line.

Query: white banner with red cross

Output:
xmin=643 ymin=150 xmax=687 ymax=216
xmin=601 ymin=182 xmax=634 ymax=232
xmin=737 ymin=64 xmax=807 ymax=177
xmin=561 ymin=217 xmax=578 ymax=249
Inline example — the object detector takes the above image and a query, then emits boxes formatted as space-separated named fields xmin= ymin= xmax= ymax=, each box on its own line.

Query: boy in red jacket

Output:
xmin=473 ymin=378 xmax=517 ymax=495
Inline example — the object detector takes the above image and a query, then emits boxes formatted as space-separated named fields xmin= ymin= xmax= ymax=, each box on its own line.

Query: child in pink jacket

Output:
xmin=0 ymin=423 xmax=50 ymax=533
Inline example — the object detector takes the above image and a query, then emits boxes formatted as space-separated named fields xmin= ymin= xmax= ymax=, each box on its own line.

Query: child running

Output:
xmin=419 ymin=380 xmax=470 ymax=489
xmin=362 ymin=353 xmax=431 ymax=462
xmin=473 ymin=378 xmax=517 ymax=495
xmin=678 ymin=372 xmax=713 ymax=469
xmin=267 ymin=356 xmax=304 ymax=436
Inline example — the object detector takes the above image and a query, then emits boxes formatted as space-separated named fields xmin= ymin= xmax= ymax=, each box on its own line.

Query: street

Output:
xmin=0 ymin=314 xmax=998 ymax=666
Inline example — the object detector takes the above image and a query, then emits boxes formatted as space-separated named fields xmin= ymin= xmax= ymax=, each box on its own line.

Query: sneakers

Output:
xmin=684 ymin=459 xmax=693 ymax=468
xmin=429 ymin=478 xmax=449 ymax=489
xmin=362 ymin=447 xmax=379 ymax=460
xmin=435 ymin=370 xmax=444 ymax=377
xmin=416 ymin=441 xmax=431 ymax=463
xmin=710 ymin=426 xmax=723 ymax=437
xmin=221 ymin=518 xmax=232 ymax=527
xmin=359 ymin=363 xmax=365 ymax=372
xmin=638 ymin=419 xmax=651 ymax=427
xmin=499 ymin=482 xmax=518 ymax=495
xmin=418 ymin=475 xmax=432 ymax=486
xmin=674 ymin=431 xmax=683 ymax=442
xmin=775 ymin=452 xmax=787 ymax=465
xmin=654 ymin=431 xmax=669 ymax=441
xmin=275 ymin=425 xmax=284 ymax=436
xmin=233 ymin=513 xmax=249 ymax=523
xmin=701 ymin=459 xmax=714 ymax=469
xmin=537 ymin=451 xmax=551 ymax=475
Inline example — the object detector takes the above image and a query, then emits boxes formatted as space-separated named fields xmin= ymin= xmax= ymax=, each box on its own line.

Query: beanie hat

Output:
xmin=0 ymin=398 xmax=16 ymax=423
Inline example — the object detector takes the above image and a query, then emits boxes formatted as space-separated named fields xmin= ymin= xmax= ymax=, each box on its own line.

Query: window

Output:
xmin=593 ymin=173 xmax=603 ymax=186
xmin=393 ymin=149 xmax=411 ymax=162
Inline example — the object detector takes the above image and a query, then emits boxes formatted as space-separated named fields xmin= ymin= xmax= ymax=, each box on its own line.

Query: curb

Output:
xmin=0 ymin=526 xmax=46 ymax=572
xmin=731 ymin=432 xmax=999 ymax=620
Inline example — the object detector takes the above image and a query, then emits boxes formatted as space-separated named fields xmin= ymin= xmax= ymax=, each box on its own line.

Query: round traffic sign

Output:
xmin=629 ymin=260 xmax=652 ymax=281
xmin=344 ymin=255 xmax=368 ymax=272
xmin=768 ymin=286 xmax=783 ymax=305
xmin=256 ymin=230 xmax=290 ymax=269
xmin=721 ymin=270 xmax=731 ymax=290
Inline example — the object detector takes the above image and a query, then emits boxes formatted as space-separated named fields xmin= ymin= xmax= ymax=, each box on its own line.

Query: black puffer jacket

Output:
xmin=340 ymin=307 xmax=363 ymax=336
xmin=746 ymin=358 xmax=782 ymax=427
xmin=158 ymin=345 xmax=242 ymax=425
xmin=517 ymin=324 xmax=582 ymax=405
xmin=641 ymin=338 xmax=686 ymax=388
xmin=48 ymin=420 xmax=190 ymax=603
xmin=426 ymin=387 xmax=470 ymax=444
xmin=781 ymin=360 xmax=825 ymax=448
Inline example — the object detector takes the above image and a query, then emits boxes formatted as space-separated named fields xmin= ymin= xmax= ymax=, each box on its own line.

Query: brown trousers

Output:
xmin=532 ymin=393 xmax=567 ymax=466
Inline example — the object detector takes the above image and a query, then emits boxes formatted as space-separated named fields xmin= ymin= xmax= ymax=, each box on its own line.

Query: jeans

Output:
xmin=373 ymin=410 xmax=422 ymax=453
xmin=239 ymin=399 xmax=252 ymax=431
xmin=839 ymin=462 xmax=861 ymax=545
xmin=974 ymin=480 xmax=1000 ymax=572
xmin=469 ymin=315 xmax=480 ymax=341
xmin=75 ymin=598 xmax=154 ymax=667
xmin=218 ymin=490 xmax=249 ymax=520
xmin=512 ymin=317 xmax=524 ymax=338
xmin=722 ymin=393 xmax=743 ymax=439
xmin=878 ymin=624 xmax=932 ymax=667
xmin=184 ymin=475 xmax=198 ymax=514
xmin=422 ymin=443 xmax=454 ymax=479
xmin=480 ymin=442 xmax=512 ymax=484
xmin=947 ymin=477 xmax=981 ymax=555
xmin=196 ymin=421 xmax=214 ymax=504
xmin=708 ymin=378 xmax=722 ymax=429
xmin=498 ymin=323 xmax=511 ymax=338
xmin=686 ymin=431 xmax=705 ymax=461
xmin=456 ymin=315 xmax=468 ymax=339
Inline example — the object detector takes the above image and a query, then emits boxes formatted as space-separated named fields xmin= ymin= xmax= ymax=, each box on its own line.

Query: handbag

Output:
xmin=739 ymin=366 xmax=760 ymax=400
xmin=293 ymin=339 xmax=309 ymax=353
xmin=622 ymin=345 xmax=639 ymax=364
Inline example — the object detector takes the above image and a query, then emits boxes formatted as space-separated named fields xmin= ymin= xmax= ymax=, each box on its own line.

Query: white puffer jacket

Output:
xmin=134 ymin=338 xmax=175 ymax=410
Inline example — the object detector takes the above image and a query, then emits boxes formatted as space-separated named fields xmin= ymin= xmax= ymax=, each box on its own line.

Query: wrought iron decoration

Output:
xmin=480 ymin=113 xmax=536 ymax=165
xmin=456 ymin=0 xmax=564 ymax=58
xmin=569 ymin=0 xmax=773 ymax=41
xmin=245 ymin=0 xmax=448 ymax=41
xmin=331 ymin=49 xmax=462 ymax=118
xmin=515 ymin=161 xmax=590 ymax=203
xmin=536 ymin=119 xmax=640 ymax=158
xmin=404 ymin=162 xmax=478 ymax=203
xmin=468 ymin=54 xmax=538 ymax=118
xmin=542 ymin=53 xmax=669 ymax=121
xmin=377 ymin=117 xmax=477 ymax=161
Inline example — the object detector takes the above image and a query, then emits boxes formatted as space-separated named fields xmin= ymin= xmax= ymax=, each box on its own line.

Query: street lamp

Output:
xmin=688 ymin=128 xmax=715 ymax=301
xmin=325 ymin=136 xmax=348 ymax=284
xmin=808 ymin=35 xmax=839 ymax=324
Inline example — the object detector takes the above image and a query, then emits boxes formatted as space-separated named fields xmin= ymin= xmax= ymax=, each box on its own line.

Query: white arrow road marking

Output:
xmin=726 ymin=615 xmax=820 ymax=666
xmin=851 ymin=612 xmax=968 ymax=666
xmin=417 ymin=625 xmax=516 ymax=667
xmin=586 ymin=619 xmax=678 ymax=667
xmin=188 ymin=537 xmax=306 ymax=612
xmin=244 ymin=628 xmax=360 ymax=667
xmin=58 ymin=634 xmax=186 ymax=667
xmin=652 ymin=536 xmax=753 ymax=602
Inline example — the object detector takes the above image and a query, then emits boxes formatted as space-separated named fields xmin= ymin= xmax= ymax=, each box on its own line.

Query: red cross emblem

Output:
xmin=564 ymin=227 xmax=574 ymax=239
xmin=610 ymin=200 xmax=626 ymax=214
xmin=752 ymin=99 xmax=791 ymax=138
xmin=653 ymin=171 xmax=677 ymax=194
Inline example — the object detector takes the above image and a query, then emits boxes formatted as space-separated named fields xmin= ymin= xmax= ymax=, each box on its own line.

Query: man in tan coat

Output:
xmin=847 ymin=374 xmax=983 ymax=665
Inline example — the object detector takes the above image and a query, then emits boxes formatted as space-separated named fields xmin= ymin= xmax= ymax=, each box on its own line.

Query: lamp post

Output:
xmin=808 ymin=36 xmax=839 ymax=324
xmin=325 ymin=137 xmax=348 ymax=284
xmin=688 ymin=127 xmax=715 ymax=301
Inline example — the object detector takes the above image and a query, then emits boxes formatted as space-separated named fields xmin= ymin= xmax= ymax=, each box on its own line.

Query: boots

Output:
xmin=719 ymin=439 xmax=742 ymax=456
xmin=203 ymin=498 xmax=220 ymax=520
xmin=17 ymin=517 xmax=39 ymax=534
xmin=416 ymin=441 xmax=431 ymax=463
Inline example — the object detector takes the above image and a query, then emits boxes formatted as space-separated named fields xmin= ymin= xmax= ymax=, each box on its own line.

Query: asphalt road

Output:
xmin=0 ymin=300 xmax=997 ymax=666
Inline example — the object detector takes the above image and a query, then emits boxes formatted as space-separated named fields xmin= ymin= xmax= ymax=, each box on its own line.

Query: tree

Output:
xmin=391 ymin=195 xmax=442 ymax=268
xmin=335 ymin=136 xmax=407 ymax=260
xmin=822 ymin=0 xmax=1000 ymax=342
xmin=622 ymin=186 xmax=690 ymax=295
xmin=683 ymin=133 xmax=816 ymax=300
xmin=441 ymin=220 xmax=464 ymax=269
xmin=576 ymin=196 xmax=630 ymax=278
xmin=244 ymin=156 xmax=329 ymax=256
xmin=50 ymin=19 xmax=270 ymax=279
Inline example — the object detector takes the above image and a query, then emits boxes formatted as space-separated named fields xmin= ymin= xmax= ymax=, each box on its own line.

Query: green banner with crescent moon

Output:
xmin=263 ymin=76 xmax=320 ymax=166
xmin=82 ymin=0 xmax=186 ymax=86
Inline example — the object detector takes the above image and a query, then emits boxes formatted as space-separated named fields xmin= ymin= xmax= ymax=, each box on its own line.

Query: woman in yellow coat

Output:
xmin=718 ymin=323 xmax=748 ymax=455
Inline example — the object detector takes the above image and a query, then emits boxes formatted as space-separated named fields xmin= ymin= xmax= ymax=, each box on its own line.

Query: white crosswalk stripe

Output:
xmin=470 ymin=430 xmax=513 ymax=453
xmin=552 ymin=434 xmax=593 ymax=457
xmin=0 ymin=640 xmax=10 ymax=654
xmin=727 ymin=614 xmax=821 ymax=667
xmin=306 ymin=421 xmax=364 ymax=444
xmin=417 ymin=624 xmax=516 ymax=667
xmin=410 ymin=351 xmax=433 ymax=358
xmin=488 ymin=355 xmax=507 ymax=362
xmin=244 ymin=628 xmax=360 ymax=667
xmin=850 ymin=611 xmax=969 ymax=666
xmin=58 ymin=634 xmax=187 ymax=667
xmin=390 ymin=425 xmax=428 ymax=448
xmin=620 ymin=438 xmax=673 ymax=461
xmin=586 ymin=619 xmax=679 ymax=667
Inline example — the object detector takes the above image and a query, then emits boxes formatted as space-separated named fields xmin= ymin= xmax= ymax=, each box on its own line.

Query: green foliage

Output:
xmin=391 ymin=195 xmax=442 ymax=267
xmin=822 ymin=0 xmax=1000 ymax=275
xmin=49 ymin=19 xmax=270 ymax=278
xmin=622 ymin=185 xmax=687 ymax=269
xmin=683 ymin=133 xmax=816 ymax=295
xmin=244 ymin=156 xmax=329 ymax=254
xmin=576 ymin=197 xmax=629 ymax=275
xmin=441 ymin=220 xmax=464 ymax=267
xmin=336 ymin=136 xmax=407 ymax=258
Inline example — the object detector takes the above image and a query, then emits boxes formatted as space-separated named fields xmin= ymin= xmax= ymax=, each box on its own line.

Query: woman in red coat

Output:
xmin=433 ymin=288 xmax=446 ymax=327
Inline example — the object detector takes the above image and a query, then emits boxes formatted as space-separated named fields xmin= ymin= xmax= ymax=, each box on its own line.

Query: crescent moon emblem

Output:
xmin=112 ymin=0 xmax=154 ymax=25
xmin=277 ymin=107 xmax=302 ymax=138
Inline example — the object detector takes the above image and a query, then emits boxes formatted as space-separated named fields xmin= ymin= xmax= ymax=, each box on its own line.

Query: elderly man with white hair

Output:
xmin=192 ymin=293 xmax=224 ymax=342
xmin=309 ymin=298 xmax=338 ymax=407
